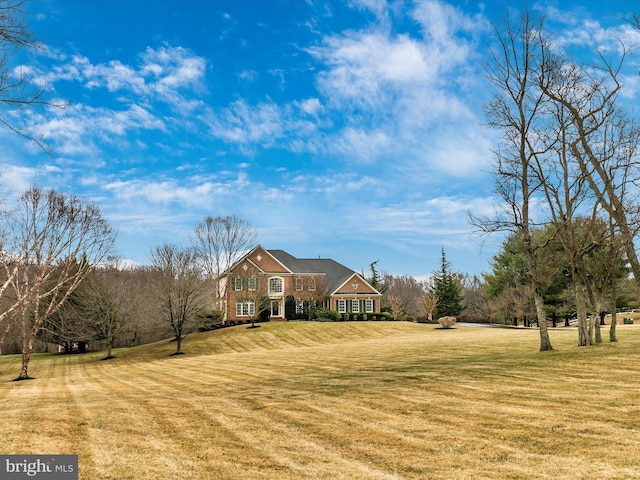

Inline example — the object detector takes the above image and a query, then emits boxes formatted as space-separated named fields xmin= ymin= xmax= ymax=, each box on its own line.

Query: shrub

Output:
xmin=197 ymin=309 xmax=224 ymax=331
xmin=314 ymin=308 xmax=341 ymax=322
xmin=437 ymin=316 xmax=457 ymax=329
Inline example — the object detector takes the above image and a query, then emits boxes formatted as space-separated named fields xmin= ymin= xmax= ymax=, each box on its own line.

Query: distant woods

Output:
xmin=0 ymin=210 xmax=259 ymax=379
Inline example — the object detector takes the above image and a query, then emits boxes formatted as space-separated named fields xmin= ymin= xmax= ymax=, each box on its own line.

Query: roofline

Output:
xmin=263 ymin=247 xmax=294 ymax=273
xmin=222 ymin=244 xmax=272 ymax=276
xmin=330 ymin=272 xmax=383 ymax=296
xmin=331 ymin=292 xmax=383 ymax=297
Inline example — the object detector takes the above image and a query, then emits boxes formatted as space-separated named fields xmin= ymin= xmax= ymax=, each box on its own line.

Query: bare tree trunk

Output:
xmin=574 ymin=282 xmax=590 ymax=347
xmin=17 ymin=320 xmax=35 ymax=380
xmin=0 ymin=318 xmax=13 ymax=355
xmin=18 ymin=350 xmax=32 ymax=380
xmin=610 ymin=290 xmax=618 ymax=343
xmin=591 ymin=297 xmax=603 ymax=344
xmin=534 ymin=289 xmax=552 ymax=351
xmin=593 ymin=312 xmax=602 ymax=344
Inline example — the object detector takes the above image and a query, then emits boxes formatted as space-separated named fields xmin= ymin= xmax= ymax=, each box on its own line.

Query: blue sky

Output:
xmin=4 ymin=0 xmax=639 ymax=278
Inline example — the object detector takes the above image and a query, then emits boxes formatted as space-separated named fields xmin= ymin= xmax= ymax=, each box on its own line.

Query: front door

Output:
xmin=271 ymin=300 xmax=281 ymax=317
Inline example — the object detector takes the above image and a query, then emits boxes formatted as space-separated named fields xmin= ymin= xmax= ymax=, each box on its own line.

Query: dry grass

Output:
xmin=2 ymin=321 xmax=640 ymax=479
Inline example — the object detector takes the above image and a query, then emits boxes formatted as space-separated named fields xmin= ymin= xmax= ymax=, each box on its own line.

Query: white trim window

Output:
xmin=337 ymin=299 xmax=346 ymax=313
xmin=308 ymin=278 xmax=316 ymax=291
xmin=234 ymin=278 xmax=243 ymax=291
xmin=248 ymin=277 xmax=257 ymax=291
xmin=296 ymin=300 xmax=304 ymax=314
xmin=365 ymin=299 xmax=374 ymax=313
xmin=295 ymin=278 xmax=303 ymax=291
xmin=236 ymin=300 xmax=255 ymax=317
xmin=351 ymin=299 xmax=360 ymax=313
xmin=269 ymin=277 xmax=283 ymax=294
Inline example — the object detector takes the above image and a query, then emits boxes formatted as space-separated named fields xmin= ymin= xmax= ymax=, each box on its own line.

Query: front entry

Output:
xmin=271 ymin=300 xmax=282 ymax=318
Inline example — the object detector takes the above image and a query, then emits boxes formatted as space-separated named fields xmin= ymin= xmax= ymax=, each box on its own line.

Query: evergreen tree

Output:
xmin=432 ymin=247 xmax=464 ymax=317
xmin=367 ymin=260 xmax=388 ymax=294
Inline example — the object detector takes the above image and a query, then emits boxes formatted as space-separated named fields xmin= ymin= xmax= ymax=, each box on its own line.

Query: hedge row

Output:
xmin=314 ymin=310 xmax=397 ymax=322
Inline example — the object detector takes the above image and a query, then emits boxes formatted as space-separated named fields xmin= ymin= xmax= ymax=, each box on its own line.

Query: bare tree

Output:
xmin=150 ymin=244 xmax=205 ymax=355
xmin=383 ymin=274 xmax=427 ymax=320
xmin=127 ymin=266 xmax=172 ymax=346
xmin=473 ymin=8 xmax=555 ymax=351
xmin=579 ymin=221 xmax=627 ymax=344
xmin=190 ymin=215 xmax=258 ymax=311
xmin=5 ymin=186 xmax=115 ymax=379
xmin=537 ymin=40 xmax=640 ymax=293
xmin=459 ymin=275 xmax=490 ymax=321
xmin=385 ymin=293 xmax=403 ymax=321
xmin=80 ymin=261 xmax=141 ymax=359
xmin=38 ymin=281 xmax=95 ymax=354
xmin=0 ymin=0 xmax=66 ymax=152
xmin=558 ymin=218 xmax=610 ymax=346
xmin=420 ymin=291 xmax=437 ymax=323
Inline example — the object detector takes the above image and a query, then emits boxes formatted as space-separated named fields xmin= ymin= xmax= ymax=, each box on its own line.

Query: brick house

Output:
xmin=223 ymin=246 xmax=382 ymax=324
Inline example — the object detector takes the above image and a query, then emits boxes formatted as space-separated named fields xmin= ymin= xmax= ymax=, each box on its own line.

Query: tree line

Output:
xmin=0 ymin=206 xmax=257 ymax=379
xmin=472 ymin=6 xmax=640 ymax=351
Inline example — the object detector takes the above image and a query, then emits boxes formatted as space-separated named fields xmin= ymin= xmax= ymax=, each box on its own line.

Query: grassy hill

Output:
xmin=1 ymin=321 xmax=640 ymax=479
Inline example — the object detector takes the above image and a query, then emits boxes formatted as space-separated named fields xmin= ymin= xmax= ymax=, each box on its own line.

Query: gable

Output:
xmin=333 ymin=273 xmax=381 ymax=296
xmin=230 ymin=246 xmax=290 ymax=274
xmin=249 ymin=246 xmax=290 ymax=273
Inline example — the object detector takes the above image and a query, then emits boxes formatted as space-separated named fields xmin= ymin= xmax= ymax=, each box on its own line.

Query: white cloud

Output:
xmin=332 ymin=127 xmax=391 ymax=163
xmin=209 ymin=99 xmax=284 ymax=145
xmin=290 ymin=173 xmax=378 ymax=195
xmin=0 ymin=164 xmax=38 ymax=198
xmin=300 ymin=0 xmax=490 ymax=175
xmin=46 ymin=45 xmax=207 ymax=113
xmin=206 ymin=99 xmax=321 ymax=152
xmin=297 ymin=98 xmax=322 ymax=116
xmin=353 ymin=195 xmax=493 ymax=247
xmin=313 ymin=31 xmax=431 ymax=92
xmin=239 ymin=70 xmax=257 ymax=82
xmin=31 ymin=103 xmax=165 ymax=156
xmin=347 ymin=0 xmax=390 ymax=22
xmin=104 ymin=172 xmax=251 ymax=209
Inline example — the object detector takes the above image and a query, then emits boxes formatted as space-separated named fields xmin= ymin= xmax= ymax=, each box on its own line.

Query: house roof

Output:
xmin=267 ymin=249 xmax=357 ymax=294
xmin=225 ymin=246 xmax=381 ymax=296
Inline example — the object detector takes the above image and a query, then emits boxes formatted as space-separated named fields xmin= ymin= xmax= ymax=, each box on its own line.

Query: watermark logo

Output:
xmin=0 ymin=455 xmax=77 ymax=479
